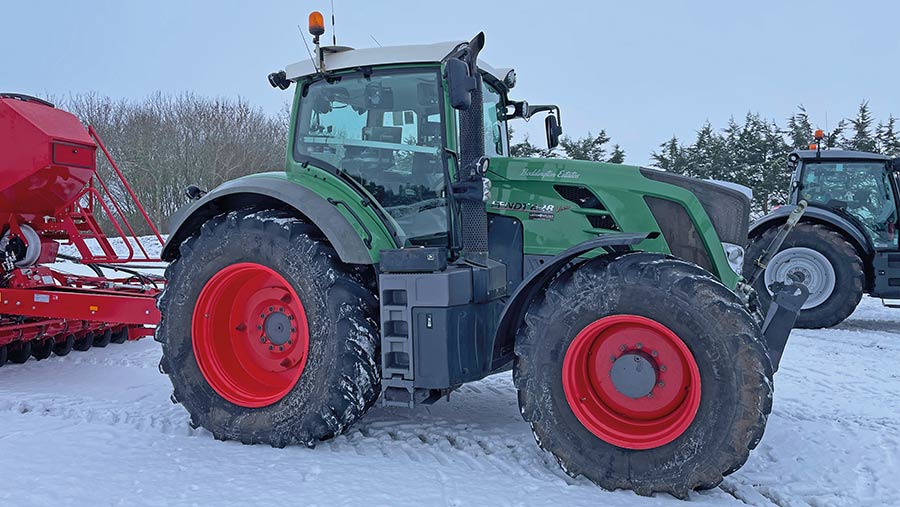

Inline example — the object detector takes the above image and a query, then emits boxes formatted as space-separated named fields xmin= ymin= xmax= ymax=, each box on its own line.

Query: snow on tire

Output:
xmin=514 ymin=252 xmax=772 ymax=498
xmin=155 ymin=209 xmax=380 ymax=447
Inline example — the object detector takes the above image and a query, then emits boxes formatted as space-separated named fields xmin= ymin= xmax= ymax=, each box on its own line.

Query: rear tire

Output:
xmin=156 ymin=209 xmax=380 ymax=447
xmin=514 ymin=253 xmax=772 ymax=498
xmin=746 ymin=223 xmax=863 ymax=328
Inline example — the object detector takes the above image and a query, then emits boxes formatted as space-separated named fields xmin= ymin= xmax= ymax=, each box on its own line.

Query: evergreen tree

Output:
xmin=607 ymin=144 xmax=626 ymax=164
xmin=877 ymin=115 xmax=900 ymax=156
xmin=841 ymin=101 xmax=877 ymax=152
xmin=684 ymin=122 xmax=728 ymax=180
xmin=786 ymin=106 xmax=814 ymax=149
xmin=651 ymin=136 xmax=690 ymax=174
xmin=558 ymin=131 xmax=611 ymax=161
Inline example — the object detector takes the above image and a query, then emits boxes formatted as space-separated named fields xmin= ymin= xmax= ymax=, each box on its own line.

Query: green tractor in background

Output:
xmin=155 ymin=17 xmax=805 ymax=497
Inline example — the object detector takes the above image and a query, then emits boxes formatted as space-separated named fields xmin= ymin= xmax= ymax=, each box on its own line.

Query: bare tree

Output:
xmin=56 ymin=92 xmax=289 ymax=234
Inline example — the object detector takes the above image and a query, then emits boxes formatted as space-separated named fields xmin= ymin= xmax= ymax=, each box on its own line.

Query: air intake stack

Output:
xmin=455 ymin=33 xmax=488 ymax=264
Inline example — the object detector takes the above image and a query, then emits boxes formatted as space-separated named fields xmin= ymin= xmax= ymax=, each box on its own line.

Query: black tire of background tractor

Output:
xmin=53 ymin=335 xmax=75 ymax=357
xmin=31 ymin=338 xmax=53 ymax=360
xmin=0 ymin=345 xmax=7 ymax=367
xmin=514 ymin=253 xmax=772 ymax=498
xmin=155 ymin=209 xmax=380 ymax=447
xmin=93 ymin=328 xmax=113 ymax=348
xmin=8 ymin=341 xmax=32 ymax=364
xmin=746 ymin=223 xmax=863 ymax=329
xmin=73 ymin=333 xmax=93 ymax=352
xmin=110 ymin=328 xmax=129 ymax=344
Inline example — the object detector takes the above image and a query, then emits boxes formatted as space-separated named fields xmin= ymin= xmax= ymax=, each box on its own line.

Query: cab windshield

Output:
xmin=294 ymin=69 xmax=448 ymax=246
xmin=800 ymin=161 xmax=898 ymax=247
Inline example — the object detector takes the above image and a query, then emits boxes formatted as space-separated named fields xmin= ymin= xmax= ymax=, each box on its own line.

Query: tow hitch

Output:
xmin=748 ymin=201 xmax=811 ymax=370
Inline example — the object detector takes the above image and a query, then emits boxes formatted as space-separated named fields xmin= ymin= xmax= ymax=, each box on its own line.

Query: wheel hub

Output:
xmin=263 ymin=311 xmax=292 ymax=346
xmin=765 ymin=247 xmax=836 ymax=310
xmin=610 ymin=352 xmax=658 ymax=399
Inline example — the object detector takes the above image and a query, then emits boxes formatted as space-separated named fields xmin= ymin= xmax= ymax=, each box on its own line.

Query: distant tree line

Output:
xmin=511 ymin=102 xmax=900 ymax=215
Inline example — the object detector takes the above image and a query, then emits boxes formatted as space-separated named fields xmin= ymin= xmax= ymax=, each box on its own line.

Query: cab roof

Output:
xmin=794 ymin=149 xmax=891 ymax=161
xmin=284 ymin=41 xmax=512 ymax=90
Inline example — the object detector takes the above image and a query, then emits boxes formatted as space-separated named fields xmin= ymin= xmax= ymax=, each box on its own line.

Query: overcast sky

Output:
xmin=3 ymin=0 xmax=899 ymax=165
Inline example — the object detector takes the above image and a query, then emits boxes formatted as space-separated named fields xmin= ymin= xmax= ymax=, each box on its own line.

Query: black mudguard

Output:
xmin=750 ymin=204 xmax=873 ymax=259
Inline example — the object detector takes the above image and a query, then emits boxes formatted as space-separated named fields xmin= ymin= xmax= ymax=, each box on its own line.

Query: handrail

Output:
xmin=88 ymin=126 xmax=165 ymax=245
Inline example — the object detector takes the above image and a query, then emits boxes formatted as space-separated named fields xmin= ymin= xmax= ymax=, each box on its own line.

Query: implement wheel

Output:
xmin=8 ymin=341 xmax=32 ymax=364
xmin=110 ymin=328 xmax=129 ymax=344
xmin=156 ymin=210 xmax=380 ymax=447
xmin=93 ymin=329 xmax=113 ymax=348
xmin=53 ymin=335 xmax=75 ymax=357
xmin=74 ymin=333 xmax=92 ymax=352
xmin=514 ymin=253 xmax=772 ymax=498
xmin=32 ymin=338 xmax=53 ymax=360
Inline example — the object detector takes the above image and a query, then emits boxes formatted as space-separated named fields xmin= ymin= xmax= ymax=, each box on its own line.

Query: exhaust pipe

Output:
xmin=456 ymin=33 xmax=488 ymax=264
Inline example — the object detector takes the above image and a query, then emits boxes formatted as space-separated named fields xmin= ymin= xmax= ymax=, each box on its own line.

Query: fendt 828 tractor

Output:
xmin=747 ymin=133 xmax=899 ymax=328
xmin=156 ymin=16 xmax=804 ymax=497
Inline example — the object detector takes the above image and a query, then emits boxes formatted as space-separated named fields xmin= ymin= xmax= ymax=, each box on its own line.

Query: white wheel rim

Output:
xmin=765 ymin=247 xmax=836 ymax=310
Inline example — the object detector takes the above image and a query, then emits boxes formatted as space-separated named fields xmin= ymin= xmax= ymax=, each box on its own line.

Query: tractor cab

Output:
xmin=789 ymin=150 xmax=899 ymax=249
xmin=281 ymin=36 xmax=560 ymax=251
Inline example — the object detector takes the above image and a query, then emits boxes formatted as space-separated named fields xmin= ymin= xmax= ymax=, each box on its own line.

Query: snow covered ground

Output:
xmin=1 ymin=297 xmax=897 ymax=507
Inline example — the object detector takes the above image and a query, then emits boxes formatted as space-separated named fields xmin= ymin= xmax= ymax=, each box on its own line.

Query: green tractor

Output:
xmin=156 ymin=21 xmax=804 ymax=497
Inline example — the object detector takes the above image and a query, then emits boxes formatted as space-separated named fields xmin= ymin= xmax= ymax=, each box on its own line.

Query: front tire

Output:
xmin=156 ymin=209 xmax=380 ymax=447
xmin=514 ymin=253 xmax=772 ymax=498
xmin=746 ymin=223 xmax=863 ymax=329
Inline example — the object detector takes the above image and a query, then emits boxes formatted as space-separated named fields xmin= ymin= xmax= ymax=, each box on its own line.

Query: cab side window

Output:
xmin=482 ymin=83 xmax=507 ymax=156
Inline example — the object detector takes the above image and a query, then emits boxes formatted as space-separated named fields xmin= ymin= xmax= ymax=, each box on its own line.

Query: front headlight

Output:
xmin=722 ymin=242 xmax=745 ymax=277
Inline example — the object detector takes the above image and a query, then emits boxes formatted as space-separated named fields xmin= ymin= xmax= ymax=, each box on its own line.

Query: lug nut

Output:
xmin=647 ymin=393 xmax=654 ymax=398
xmin=651 ymin=350 xmax=658 ymax=357
xmin=269 ymin=345 xmax=273 ymax=350
xmin=260 ymin=337 xmax=266 ymax=343
xmin=636 ymin=342 xmax=643 ymax=349
xmin=609 ymin=355 xmax=616 ymax=362
xmin=269 ymin=306 xmax=274 ymax=312
xmin=279 ymin=346 xmax=284 ymax=351
xmin=288 ymin=340 xmax=292 ymax=345
xmin=257 ymin=325 xmax=262 ymax=331
xmin=658 ymin=381 xmax=665 ymax=388
xmin=619 ymin=345 xmax=627 ymax=352
xmin=260 ymin=313 xmax=265 ymax=319
xmin=660 ymin=365 xmax=667 ymax=372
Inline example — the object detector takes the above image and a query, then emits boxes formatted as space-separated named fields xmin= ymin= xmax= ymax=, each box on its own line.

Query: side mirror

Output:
xmin=444 ymin=58 xmax=477 ymax=110
xmin=545 ymin=115 xmax=562 ymax=150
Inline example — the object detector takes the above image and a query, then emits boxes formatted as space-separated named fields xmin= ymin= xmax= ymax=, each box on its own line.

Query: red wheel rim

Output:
xmin=192 ymin=263 xmax=310 ymax=408
xmin=562 ymin=315 xmax=701 ymax=449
